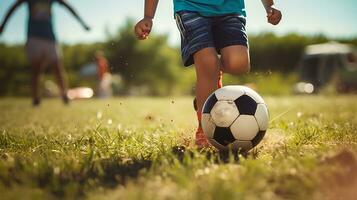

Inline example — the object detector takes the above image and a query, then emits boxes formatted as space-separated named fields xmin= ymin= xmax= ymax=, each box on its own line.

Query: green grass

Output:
xmin=0 ymin=96 xmax=356 ymax=200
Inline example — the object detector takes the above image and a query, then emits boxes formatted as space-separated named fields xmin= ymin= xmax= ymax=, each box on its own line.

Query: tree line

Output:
xmin=0 ymin=20 xmax=356 ymax=96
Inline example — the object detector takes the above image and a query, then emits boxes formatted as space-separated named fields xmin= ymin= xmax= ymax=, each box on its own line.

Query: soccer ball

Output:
xmin=201 ymin=85 xmax=269 ymax=152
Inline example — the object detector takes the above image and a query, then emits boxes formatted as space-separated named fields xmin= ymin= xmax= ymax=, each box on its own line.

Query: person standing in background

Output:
xmin=0 ymin=0 xmax=90 ymax=106
xmin=95 ymin=51 xmax=112 ymax=98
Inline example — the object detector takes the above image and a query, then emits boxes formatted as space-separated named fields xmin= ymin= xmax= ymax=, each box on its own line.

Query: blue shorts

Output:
xmin=175 ymin=11 xmax=248 ymax=67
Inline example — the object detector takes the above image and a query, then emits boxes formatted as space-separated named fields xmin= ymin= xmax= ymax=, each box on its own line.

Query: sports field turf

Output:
xmin=0 ymin=96 xmax=356 ymax=199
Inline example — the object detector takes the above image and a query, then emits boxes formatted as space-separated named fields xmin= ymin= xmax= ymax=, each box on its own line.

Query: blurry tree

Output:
xmin=249 ymin=33 xmax=329 ymax=72
xmin=0 ymin=44 xmax=29 ymax=96
xmin=105 ymin=20 xmax=183 ymax=95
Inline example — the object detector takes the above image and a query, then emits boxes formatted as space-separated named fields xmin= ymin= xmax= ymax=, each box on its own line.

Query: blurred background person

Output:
xmin=95 ymin=51 xmax=112 ymax=98
xmin=0 ymin=0 xmax=90 ymax=106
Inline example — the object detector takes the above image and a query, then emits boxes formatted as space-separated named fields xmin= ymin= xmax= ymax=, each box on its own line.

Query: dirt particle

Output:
xmin=145 ymin=115 xmax=155 ymax=121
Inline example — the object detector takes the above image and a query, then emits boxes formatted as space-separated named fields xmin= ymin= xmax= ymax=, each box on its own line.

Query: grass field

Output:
xmin=0 ymin=96 xmax=356 ymax=200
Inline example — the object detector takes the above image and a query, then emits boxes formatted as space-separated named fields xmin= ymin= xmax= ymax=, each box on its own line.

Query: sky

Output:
xmin=0 ymin=0 xmax=357 ymax=46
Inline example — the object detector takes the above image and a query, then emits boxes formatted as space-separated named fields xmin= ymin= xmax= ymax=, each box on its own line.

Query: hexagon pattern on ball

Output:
xmin=211 ymin=100 xmax=239 ymax=127
xmin=214 ymin=85 xmax=245 ymax=101
xmin=255 ymin=104 xmax=269 ymax=131
xmin=252 ymin=131 xmax=266 ymax=147
xmin=240 ymin=86 xmax=265 ymax=104
xmin=201 ymin=113 xmax=216 ymax=138
xmin=234 ymin=95 xmax=257 ymax=115
xmin=213 ymin=127 xmax=236 ymax=146
xmin=202 ymin=93 xmax=218 ymax=114
xmin=201 ymin=85 xmax=270 ymax=152
xmin=230 ymin=115 xmax=259 ymax=140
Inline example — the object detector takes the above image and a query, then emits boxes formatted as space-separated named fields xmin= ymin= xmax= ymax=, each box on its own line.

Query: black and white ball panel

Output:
xmin=255 ymin=104 xmax=269 ymax=131
xmin=214 ymin=85 xmax=245 ymax=101
xmin=201 ymin=113 xmax=216 ymax=138
xmin=213 ymin=126 xmax=236 ymax=146
xmin=202 ymin=85 xmax=269 ymax=151
xmin=211 ymin=101 xmax=239 ymax=127
xmin=240 ymin=86 xmax=265 ymax=104
xmin=234 ymin=95 xmax=257 ymax=115
xmin=208 ymin=138 xmax=229 ymax=151
xmin=252 ymin=131 xmax=266 ymax=147
xmin=202 ymin=93 xmax=218 ymax=114
xmin=230 ymin=115 xmax=259 ymax=140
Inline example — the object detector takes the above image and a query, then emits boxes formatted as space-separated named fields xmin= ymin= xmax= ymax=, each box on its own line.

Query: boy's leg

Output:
xmin=193 ymin=47 xmax=220 ymax=147
xmin=194 ymin=47 xmax=220 ymax=112
xmin=217 ymin=70 xmax=223 ymax=88
xmin=220 ymin=45 xmax=250 ymax=75
xmin=213 ymin=15 xmax=250 ymax=75
xmin=174 ymin=11 xmax=219 ymax=147
xmin=193 ymin=69 xmax=223 ymax=111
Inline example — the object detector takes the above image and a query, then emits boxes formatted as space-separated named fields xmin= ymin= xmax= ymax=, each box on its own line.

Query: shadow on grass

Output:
xmin=171 ymin=145 xmax=243 ymax=163
xmin=93 ymin=159 xmax=151 ymax=185
xmin=1 ymin=142 xmax=246 ymax=198
xmin=0 ymin=154 xmax=152 ymax=198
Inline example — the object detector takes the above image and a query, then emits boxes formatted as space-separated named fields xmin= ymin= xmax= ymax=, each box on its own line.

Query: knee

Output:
xmin=222 ymin=56 xmax=250 ymax=75
xmin=195 ymin=54 xmax=220 ymax=78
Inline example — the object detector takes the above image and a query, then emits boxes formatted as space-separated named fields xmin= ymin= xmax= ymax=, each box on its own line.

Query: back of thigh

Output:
xmin=26 ymin=37 xmax=44 ymax=66
xmin=220 ymin=45 xmax=250 ymax=74
xmin=43 ymin=40 xmax=61 ymax=66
